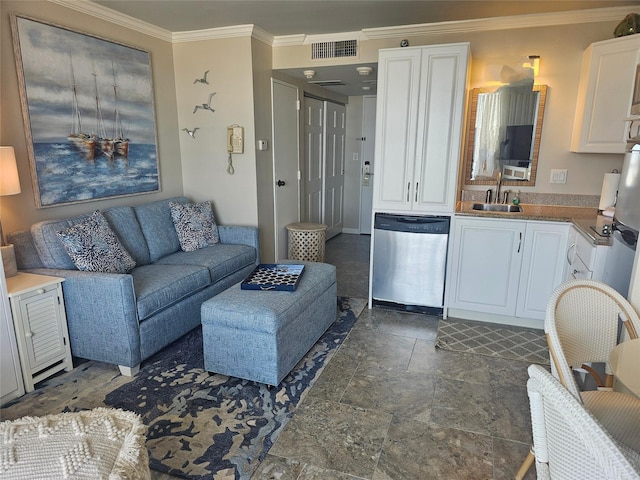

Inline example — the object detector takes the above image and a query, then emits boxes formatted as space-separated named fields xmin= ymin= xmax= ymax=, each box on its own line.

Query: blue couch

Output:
xmin=8 ymin=197 xmax=259 ymax=376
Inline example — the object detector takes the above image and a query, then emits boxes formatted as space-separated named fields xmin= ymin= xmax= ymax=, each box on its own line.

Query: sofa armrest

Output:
xmin=218 ymin=226 xmax=260 ymax=264
xmin=25 ymin=268 xmax=141 ymax=368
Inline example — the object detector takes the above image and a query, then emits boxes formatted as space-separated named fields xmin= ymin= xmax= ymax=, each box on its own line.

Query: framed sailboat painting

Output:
xmin=10 ymin=14 xmax=161 ymax=208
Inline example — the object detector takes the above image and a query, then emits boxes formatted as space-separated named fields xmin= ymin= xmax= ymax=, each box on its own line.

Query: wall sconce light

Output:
xmin=356 ymin=66 xmax=373 ymax=76
xmin=0 ymin=146 xmax=22 ymax=277
xmin=523 ymin=55 xmax=540 ymax=77
xmin=303 ymin=70 xmax=316 ymax=79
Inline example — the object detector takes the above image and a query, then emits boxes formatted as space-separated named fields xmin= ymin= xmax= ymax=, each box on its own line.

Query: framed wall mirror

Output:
xmin=463 ymin=84 xmax=547 ymax=187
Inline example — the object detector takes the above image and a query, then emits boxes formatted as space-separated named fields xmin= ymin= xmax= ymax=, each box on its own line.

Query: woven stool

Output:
xmin=286 ymin=222 xmax=327 ymax=262
xmin=0 ymin=408 xmax=150 ymax=479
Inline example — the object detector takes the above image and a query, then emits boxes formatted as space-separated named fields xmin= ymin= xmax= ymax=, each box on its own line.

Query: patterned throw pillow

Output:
xmin=169 ymin=201 xmax=220 ymax=252
xmin=56 ymin=210 xmax=136 ymax=273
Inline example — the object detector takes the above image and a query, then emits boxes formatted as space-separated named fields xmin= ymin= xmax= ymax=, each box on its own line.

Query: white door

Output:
xmin=303 ymin=97 xmax=324 ymax=223
xmin=272 ymin=79 xmax=300 ymax=261
xmin=324 ymin=102 xmax=345 ymax=239
xmin=359 ymin=95 xmax=376 ymax=234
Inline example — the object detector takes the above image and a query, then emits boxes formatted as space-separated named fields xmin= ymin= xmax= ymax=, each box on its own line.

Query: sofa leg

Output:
xmin=119 ymin=364 xmax=140 ymax=377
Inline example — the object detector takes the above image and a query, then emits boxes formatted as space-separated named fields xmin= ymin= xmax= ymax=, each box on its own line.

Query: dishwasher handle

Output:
xmin=374 ymin=214 xmax=450 ymax=234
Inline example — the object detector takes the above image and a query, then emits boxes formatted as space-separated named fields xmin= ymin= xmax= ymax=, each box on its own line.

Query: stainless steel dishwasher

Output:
xmin=372 ymin=213 xmax=450 ymax=313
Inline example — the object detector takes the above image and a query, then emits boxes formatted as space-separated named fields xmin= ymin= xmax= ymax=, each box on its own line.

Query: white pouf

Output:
xmin=0 ymin=408 xmax=150 ymax=479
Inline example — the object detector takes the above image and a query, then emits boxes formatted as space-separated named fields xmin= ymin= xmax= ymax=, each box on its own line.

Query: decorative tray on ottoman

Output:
xmin=241 ymin=264 xmax=305 ymax=291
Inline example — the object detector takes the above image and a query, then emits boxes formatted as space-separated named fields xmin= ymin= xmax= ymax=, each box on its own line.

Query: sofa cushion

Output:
xmin=134 ymin=197 xmax=188 ymax=262
xmin=155 ymin=244 xmax=256 ymax=283
xmin=130 ymin=263 xmax=210 ymax=320
xmin=31 ymin=213 xmax=94 ymax=269
xmin=103 ymin=206 xmax=151 ymax=266
xmin=169 ymin=201 xmax=220 ymax=252
xmin=56 ymin=211 xmax=136 ymax=274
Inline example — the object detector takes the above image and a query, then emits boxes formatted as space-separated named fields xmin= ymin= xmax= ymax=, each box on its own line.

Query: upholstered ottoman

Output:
xmin=0 ymin=408 xmax=150 ymax=479
xmin=201 ymin=262 xmax=337 ymax=386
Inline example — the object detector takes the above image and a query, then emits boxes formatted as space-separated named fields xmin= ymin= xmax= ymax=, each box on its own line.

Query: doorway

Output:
xmin=302 ymin=96 xmax=346 ymax=240
xmin=271 ymin=79 xmax=300 ymax=261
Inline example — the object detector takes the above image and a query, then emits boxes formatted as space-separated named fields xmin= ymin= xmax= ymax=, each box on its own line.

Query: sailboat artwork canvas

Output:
xmin=10 ymin=14 xmax=160 ymax=208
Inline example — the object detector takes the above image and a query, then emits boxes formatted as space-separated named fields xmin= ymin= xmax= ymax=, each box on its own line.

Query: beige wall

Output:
xmin=251 ymin=37 xmax=275 ymax=262
xmin=172 ymin=36 xmax=259 ymax=229
xmin=0 ymin=1 xmax=181 ymax=236
xmin=274 ymin=20 xmax=627 ymax=197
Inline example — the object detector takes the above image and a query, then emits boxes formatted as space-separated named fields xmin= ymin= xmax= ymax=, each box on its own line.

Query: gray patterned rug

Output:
xmin=1 ymin=297 xmax=366 ymax=480
xmin=435 ymin=318 xmax=550 ymax=365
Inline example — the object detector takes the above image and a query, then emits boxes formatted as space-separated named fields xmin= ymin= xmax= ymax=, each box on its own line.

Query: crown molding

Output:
xmin=362 ymin=6 xmax=634 ymax=39
xmin=173 ymin=24 xmax=274 ymax=44
xmin=47 ymin=0 xmax=172 ymax=42
xmin=49 ymin=2 xmax=633 ymax=46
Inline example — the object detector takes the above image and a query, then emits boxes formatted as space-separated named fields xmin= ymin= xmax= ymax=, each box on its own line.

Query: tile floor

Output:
xmin=247 ymin=233 xmax=536 ymax=480
xmin=132 ymin=233 xmax=536 ymax=480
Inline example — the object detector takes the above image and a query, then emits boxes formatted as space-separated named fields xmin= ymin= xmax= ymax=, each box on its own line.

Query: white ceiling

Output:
xmin=89 ymin=0 xmax=640 ymax=96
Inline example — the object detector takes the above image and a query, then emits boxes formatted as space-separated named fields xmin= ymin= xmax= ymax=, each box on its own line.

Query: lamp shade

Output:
xmin=0 ymin=146 xmax=21 ymax=196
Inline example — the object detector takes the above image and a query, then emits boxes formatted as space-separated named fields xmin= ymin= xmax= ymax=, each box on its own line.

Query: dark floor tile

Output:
xmin=492 ymin=438 xmax=536 ymax=480
xmin=338 ymin=327 xmax=416 ymax=371
xmin=374 ymin=417 xmax=493 ymax=480
xmin=251 ymin=455 xmax=305 ymax=479
xmin=340 ymin=364 xmax=435 ymax=422
xmin=269 ymin=398 xmax=392 ymax=479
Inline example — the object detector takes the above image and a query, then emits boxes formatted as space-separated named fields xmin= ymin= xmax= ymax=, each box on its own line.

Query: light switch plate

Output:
xmin=550 ymin=169 xmax=567 ymax=184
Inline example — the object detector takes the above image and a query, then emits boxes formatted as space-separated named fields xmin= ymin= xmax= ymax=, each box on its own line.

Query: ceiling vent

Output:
xmin=311 ymin=40 xmax=357 ymax=60
xmin=309 ymin=80 xmax=347 ymax=87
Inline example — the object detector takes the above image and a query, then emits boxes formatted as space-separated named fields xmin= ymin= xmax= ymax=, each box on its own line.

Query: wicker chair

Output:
xmin=526 ymin=364 xmax=640 ymax=479
xmin=517 ymin=279 xmax=640 ymax=480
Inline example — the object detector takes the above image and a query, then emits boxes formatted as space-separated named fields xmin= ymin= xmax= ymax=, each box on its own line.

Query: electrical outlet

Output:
xmin=550 ymin=169 xmax=567 ymax=184
xmin=353 ymin=153 xmax=359 ymax=161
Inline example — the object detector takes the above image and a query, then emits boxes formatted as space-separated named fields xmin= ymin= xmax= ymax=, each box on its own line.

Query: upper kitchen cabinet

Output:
xmin=571 ymin=34 xmax=640 ymax=154
xmin=373 ymin=43 xmax=470 ymax=213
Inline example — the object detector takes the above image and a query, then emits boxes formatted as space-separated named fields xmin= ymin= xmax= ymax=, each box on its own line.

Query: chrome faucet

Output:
xmin=494 ymin=171 xmax=502 ymax=204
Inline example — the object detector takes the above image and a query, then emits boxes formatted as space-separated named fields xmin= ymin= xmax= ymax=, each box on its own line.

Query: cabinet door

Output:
xmin=449 ymin=217 xmax=525 ymax=315
xmin=571 ymin=35 xmax=640 ymax=153
xmin=373 ymin=48 xmax=422 ymax=211
xmin=516 ymin=222 xmax=570 ymax=320
xmin=414 ymin=44 xmax=469 ymax=213
xmin=16 ymin=285 xmax=68 ymax=373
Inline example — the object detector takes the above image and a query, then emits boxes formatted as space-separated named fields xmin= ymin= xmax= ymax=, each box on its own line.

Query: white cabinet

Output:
xmin=1 ymin=275 xmax=24 ymax=405
xmin=566 ymin=225 xmax=609 ymax=281
xmin=448 ymin=217 xmax=525 ymax=316
xmin=516 ymin=222 xmax=571 ymax=319
xmin=448 ymin=217 xmax=570 ymax=326
xmin=373 ymin=43 xmax=469 ymax=213
xmin=571 ymin=35 xmax=640 ymax=153
xmin=6 ymin=273 xmax=73 ymax=393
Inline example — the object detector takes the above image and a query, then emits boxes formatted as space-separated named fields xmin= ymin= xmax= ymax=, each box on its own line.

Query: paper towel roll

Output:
xmin=599 ymin=172 xmax=621 ymax=210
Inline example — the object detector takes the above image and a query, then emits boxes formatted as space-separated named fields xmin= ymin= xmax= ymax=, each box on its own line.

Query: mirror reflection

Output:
xmin=464 ymin=84 xmax=547 ymax=186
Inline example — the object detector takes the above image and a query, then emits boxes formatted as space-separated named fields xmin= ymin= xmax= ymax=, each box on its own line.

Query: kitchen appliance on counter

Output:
xmin=372 ymin=213 xmax=449 ymax=313
xmin=608 ymin=142 xmax=640 ymax=296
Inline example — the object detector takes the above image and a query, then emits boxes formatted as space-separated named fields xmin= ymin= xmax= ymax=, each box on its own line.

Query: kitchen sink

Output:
xmin=471 ymin=203 xmax=522 ymax=213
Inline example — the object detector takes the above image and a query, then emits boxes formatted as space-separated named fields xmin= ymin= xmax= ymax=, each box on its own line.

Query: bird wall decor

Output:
xmin=193 ymin=92 xmax=216 ymax=114
xmin=182 ymin=127 xmax=199 ymax=138
xmin=194 ymin=70 xmax=210 ymax=84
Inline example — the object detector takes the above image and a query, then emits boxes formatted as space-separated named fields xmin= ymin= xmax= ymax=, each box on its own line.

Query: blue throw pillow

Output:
xmin=56 ymin=210 xmax=136 ymax=273
xmin=169 ymin=201 xmax=220 ymax=252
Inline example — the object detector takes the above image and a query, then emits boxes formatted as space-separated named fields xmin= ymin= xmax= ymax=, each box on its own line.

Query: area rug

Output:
xmin=101 ymin=296 xmax=365 ymax=479
xmin=435 ymin=318 xmax=549 ymax=365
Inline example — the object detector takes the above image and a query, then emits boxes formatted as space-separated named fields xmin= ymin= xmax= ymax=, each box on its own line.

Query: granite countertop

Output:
xmin=455 ymin=201 xmax=613 ymax=246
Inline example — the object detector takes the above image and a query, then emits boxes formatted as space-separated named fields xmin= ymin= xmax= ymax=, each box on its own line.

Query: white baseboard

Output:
xmin=446 ymin=308 xmax=544 ymax=330
xmin=341 ymin=228 xmax=361 ymax=234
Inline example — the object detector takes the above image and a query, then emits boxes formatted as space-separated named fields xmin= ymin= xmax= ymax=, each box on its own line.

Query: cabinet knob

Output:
xmin=25 ymin=331 xmax=33 ymax=338
xmin=36 ymin=288 xmax=45 ymax=294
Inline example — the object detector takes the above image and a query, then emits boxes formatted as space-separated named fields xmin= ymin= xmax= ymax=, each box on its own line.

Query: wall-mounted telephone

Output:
xmin=227 ymin=125 xmax=244 ymax=154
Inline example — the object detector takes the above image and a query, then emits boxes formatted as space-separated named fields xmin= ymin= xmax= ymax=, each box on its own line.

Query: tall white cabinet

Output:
xmin=571 ymin=34 xmax=640 ymax=154
xmin=372 ymin=43 xmax=470 ymax=214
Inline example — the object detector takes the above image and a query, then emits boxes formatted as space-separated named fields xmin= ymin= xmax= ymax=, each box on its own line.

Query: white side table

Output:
xmin=6 ymin=272 xmax=73 ymax=392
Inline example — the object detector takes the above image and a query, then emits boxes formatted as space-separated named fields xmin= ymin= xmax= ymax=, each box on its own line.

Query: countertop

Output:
xmin=455 ymin=201 xmax=613 ymax=246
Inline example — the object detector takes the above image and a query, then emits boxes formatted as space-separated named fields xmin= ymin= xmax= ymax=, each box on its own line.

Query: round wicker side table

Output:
xmin=286 ymin=222 xmax=328 ymax=262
